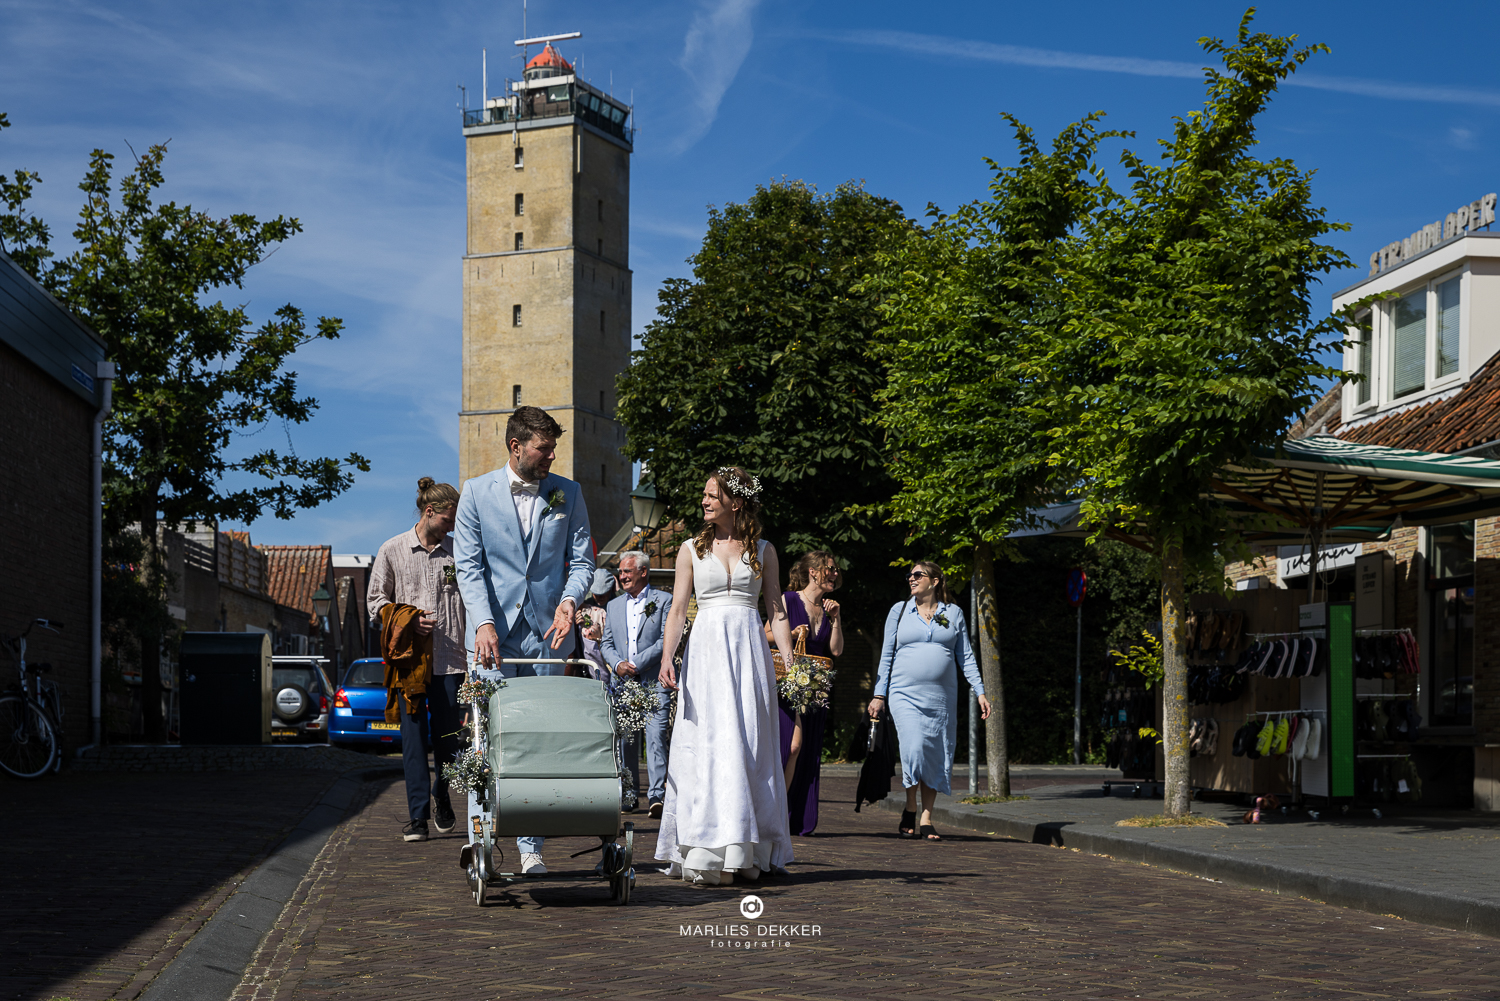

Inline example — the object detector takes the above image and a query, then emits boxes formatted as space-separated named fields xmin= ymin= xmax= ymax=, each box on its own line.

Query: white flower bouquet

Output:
xmin=611 ymin=679 xmax=661 ymax=736
xmin=779 ymin=656 xmax=834 ymax=715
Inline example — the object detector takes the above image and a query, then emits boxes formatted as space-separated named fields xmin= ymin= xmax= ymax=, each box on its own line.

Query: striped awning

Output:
xmin=1006 ymin=499 xmax=1390 ymax=549
xmin=1212 ymin=435 xmax=1500 ymax=530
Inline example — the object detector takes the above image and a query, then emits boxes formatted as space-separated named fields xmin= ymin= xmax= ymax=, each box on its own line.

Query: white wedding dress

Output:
xmin=656 ymin=539 xmax=793 ymax=881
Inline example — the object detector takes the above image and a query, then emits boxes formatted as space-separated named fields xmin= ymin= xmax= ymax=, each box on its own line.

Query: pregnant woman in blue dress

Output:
xmin=869 ymin=561 xmax=991 ymax=841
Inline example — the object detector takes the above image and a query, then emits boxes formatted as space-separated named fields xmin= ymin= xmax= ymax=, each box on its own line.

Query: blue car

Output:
xmin=329 ymin=657 xmax=409 ymax=751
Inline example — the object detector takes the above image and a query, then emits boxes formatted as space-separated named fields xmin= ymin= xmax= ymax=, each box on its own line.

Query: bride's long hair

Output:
xmin=693 ymin=466 xmax=764 ymax=577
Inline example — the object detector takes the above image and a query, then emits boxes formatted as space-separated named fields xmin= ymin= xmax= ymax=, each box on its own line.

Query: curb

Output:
xmin=873 ymin=796 xmax=1500 ymax=938
xmin=137 ymin=765 xmax=398 ymax=1001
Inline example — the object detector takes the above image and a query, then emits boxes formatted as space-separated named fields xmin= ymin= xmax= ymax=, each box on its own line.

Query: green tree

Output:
xmin=616 ymin=179 xmax=913 ymax=628
xmin=1036 ymin=15 xmax=1353 ymax=815
xmin=5 ymin=138 xmax=368 ymax=741
xmin=865 ymin=116 xmax=1121 ymax=795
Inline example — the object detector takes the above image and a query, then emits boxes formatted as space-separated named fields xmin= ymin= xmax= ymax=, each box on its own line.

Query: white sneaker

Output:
xmin=520 ymin=852 xmax=547 ymax=875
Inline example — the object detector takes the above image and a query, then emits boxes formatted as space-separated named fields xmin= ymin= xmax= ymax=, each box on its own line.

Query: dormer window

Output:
xmin=1353 ymin=267 xmax=1466 ymax=412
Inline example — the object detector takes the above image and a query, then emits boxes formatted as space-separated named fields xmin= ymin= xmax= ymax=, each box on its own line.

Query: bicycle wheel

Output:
xmin=0 ymin=695 xmax=59 ymax=779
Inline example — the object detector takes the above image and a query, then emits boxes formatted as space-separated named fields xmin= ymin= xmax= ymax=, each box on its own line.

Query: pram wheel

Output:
xmin=472 ymin=865 xmax=486 ymax=907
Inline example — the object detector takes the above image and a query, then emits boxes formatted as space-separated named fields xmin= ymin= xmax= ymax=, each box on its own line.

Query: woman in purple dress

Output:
xmin=777 ymin=551 xmax=844 ymax=835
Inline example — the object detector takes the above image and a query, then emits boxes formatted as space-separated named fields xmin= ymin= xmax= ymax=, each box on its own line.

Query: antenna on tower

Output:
xmin=456 ymin=83 xmax=468 ymax=114
xmin=482 ymin=48 xmax=487 ymax=111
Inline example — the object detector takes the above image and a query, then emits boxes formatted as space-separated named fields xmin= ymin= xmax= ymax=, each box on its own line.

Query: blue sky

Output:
xmin=4 ymin=1 xmax=1499 ymax=556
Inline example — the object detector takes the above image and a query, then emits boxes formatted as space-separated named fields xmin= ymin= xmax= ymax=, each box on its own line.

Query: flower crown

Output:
xmin=716 ymin=467 xmax=762 ymax=501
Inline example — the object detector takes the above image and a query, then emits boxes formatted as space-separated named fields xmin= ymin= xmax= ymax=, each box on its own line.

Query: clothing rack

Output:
xmin=1355 ymin=628 xmax=1412 ymax=636
xmin=1249 ymin=709 xmax=1325 ymax=717
xmin=1355 ymin=693 xmax=1412 ymax=700
xmin=1248 ymin=629 xmax=1327 ymax=640
xmin=1357 ymin=753 xmax=1410 ymax=759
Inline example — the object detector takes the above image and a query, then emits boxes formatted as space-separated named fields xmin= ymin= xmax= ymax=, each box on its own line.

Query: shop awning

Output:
xmin=1211 ymin=434 xmax=1500 ymax=530
xmin=1006 ymin=498 xmax=1390 ymax=550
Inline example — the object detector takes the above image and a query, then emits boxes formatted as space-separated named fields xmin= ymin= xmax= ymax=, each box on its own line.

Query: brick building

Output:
xmin=1224 ymin=194 xmax=1500 ymax=808
xmin=0 ymin=250 xmax=108 ymax=748
xmin=262 ymin=545 xmax=343 ymax=664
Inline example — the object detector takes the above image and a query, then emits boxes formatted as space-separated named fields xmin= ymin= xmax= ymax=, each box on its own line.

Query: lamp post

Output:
xmin=630 ymin=478 xmax=669 ymax=533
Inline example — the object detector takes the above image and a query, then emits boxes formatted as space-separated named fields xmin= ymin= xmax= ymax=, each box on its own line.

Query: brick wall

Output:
xmin=0 ymin=341 xmax=95 ymax=747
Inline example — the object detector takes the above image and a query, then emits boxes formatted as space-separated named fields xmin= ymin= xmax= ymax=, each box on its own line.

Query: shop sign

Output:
xmin=1368 ymin=192 xmax=1497 ymax=276
xmin=1277 ymin=543 xmax=1362 ymax=580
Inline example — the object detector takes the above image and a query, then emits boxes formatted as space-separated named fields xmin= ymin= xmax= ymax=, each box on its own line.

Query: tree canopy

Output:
xmin=616 ymin=179 xmax=913 ymax=619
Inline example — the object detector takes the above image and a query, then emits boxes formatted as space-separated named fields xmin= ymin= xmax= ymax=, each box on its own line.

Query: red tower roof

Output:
xmin=525 ymin=43 xmax=573 ymax=73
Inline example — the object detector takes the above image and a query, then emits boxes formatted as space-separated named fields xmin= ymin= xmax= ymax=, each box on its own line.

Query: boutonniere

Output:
xmin=644 ymin=600 xmax=659 ymax=617
xmin=442 ymin=564 xmax=457 ymax=585
xmin=542 ymin=487 xmax=567 ymax=516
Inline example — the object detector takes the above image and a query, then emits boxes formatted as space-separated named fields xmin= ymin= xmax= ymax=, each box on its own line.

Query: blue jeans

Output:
xmin=399 ymin=673 xmax=463 ymax=823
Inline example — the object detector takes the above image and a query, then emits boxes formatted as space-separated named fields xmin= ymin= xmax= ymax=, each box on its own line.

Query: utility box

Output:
xmin=179 ymin=632 xmax=272 ymax=744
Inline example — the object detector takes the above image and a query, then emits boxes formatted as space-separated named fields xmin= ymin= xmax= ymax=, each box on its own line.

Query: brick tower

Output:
xmin=459 ymin=33 xmax=633 ymax=528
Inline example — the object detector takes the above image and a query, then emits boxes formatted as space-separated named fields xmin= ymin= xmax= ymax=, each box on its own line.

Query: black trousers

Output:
xmin=399 ymin=672 xmax=464 ymax=822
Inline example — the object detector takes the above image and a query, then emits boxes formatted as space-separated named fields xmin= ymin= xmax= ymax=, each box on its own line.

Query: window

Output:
xmin=514 ymin=193 xmax=524 ymax=216
xmin=597 ymin=238 xmax=603 ymax=256
xmin=512 ymin=385 xmax=523 ymax=407
xmin=597 ymin=199 xmax=603 ymax=222
xmin=1427 ymin=522 xmax=1474 ymax=727
xmin=1356 ymin=309 xmax=1372 ymax=406
xmin=514 ymin=145 xmax=524 ymax=168
xmin=599 ymin=390 xmax=605 ymax=410
xmin=512 ymin=304 xmax=522 ymax=327
xmin=599 ymin=310 xmax=606 ymax=334
xmin=514 ymin=232 xmax=524 ymax=251
xmin=601 ymin=464 xmax=607 ymax=485
xmin=1436 ymin=274 xmax=1461 ymax=378
xmin=1391 ymin=289 xmax=1426 ymax=399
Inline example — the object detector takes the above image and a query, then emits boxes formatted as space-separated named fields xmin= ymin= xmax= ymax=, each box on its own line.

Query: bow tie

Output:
xmin=510 ymin=479 xmax=541 ymax=496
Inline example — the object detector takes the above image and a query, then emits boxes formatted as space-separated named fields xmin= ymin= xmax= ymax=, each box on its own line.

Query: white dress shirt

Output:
xmin=505 ymin=462 xmax=541 ymax=537
xmin=624 ymin=585 xmax=653 ymax=664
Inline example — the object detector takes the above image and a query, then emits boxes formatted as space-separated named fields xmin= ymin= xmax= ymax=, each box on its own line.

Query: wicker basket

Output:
xmin=772 ymin=625 xmax=831 ymax=680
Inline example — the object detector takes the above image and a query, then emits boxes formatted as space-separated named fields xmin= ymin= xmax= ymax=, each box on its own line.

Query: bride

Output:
xmin=656 ymin=465 xmax=796 ymax=886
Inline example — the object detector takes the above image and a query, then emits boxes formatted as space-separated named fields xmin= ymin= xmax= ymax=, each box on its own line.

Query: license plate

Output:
xmin=274 ymin=729 xmax=298 ymax=737
xmin=369 ymin=722 xmax=400 ymax=731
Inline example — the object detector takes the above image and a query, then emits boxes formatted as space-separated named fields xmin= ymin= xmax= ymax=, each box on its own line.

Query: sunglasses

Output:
xmin=907 ymin=571 xmax=934 ymax=581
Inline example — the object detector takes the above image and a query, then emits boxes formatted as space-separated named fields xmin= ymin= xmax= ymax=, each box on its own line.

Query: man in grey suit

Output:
xmin=600 ymin=550 xmax=673 ymax=819
xmin=454 ymin=406 xmax=594 ymax=875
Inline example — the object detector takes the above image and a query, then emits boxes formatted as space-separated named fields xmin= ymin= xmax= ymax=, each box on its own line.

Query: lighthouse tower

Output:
xmin=458 ymin=34 xmax=634 ymax=526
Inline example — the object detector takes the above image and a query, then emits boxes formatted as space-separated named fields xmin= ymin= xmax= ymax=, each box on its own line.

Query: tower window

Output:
xmin=600 ymin=310 xmax=606 ymax=334
xmin=514 ymin=193 xmax=524 ymax=216
xmin=597 ymin=199 xmax=603 ymax=221
xmin=514 ymin=145 xmax=524 ymax=168
xmin=599 ymin=390 xmax=605 ymax=410
xmin=597 ymin=238 xmax=603 ymax=256
xmin=512 ymin=304 xmax=522 ymax=327
xmin=514 ymin=232 xmax=524 ymax=251
xmin=601 ymin=464 xmax=607 ymax=486
xmin=512 ymin=385 xmax=523 ymax=407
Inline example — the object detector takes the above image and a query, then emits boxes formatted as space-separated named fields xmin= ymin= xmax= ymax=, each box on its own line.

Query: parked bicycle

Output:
xmin=1 ymin=618 xmax=65 ymax=779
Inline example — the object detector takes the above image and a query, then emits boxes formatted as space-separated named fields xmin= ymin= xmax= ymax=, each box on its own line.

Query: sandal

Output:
xmin=919 ymin=824 xmax=942 ymax=841
xmin=899 ymin=810 xmax=917 ymax=839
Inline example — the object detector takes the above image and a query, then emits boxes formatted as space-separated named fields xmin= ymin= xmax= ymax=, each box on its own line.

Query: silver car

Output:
xmin=271 ymin=656 xmax=335 ymax=743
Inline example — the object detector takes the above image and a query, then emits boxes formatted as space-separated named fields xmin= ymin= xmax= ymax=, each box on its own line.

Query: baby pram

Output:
xmin=458 ymin=660 xmax=636 ymax=906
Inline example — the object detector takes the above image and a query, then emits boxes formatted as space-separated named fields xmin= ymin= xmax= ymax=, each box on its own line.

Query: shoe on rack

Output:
xmin=433 ymin=797 xmax=456 ymax=834
xmin=402 ymin=820 xmax=429 ymax=842
xmin=649 ymin=801 xmax=664 ymax=820
xmin=520 ymin=852 xmax=547 ymax=875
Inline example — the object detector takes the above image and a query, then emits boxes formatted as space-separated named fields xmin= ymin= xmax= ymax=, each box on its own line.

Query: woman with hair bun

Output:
xmin=774 ymin=550 xmax=844 ymax=835
xmin=869 ymin=560 xmax=990 ymax=841
xmin=656 ymin=466 xmax=796 ymax=886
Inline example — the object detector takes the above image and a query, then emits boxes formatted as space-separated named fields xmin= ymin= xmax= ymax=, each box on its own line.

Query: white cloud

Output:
xmin=667 ymin=0 xmax=760 ymax=155
xmin=833 ymin=29 xmax=1500 ymax=109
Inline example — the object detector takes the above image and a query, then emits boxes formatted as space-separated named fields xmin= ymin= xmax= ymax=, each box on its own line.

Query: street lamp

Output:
xmin=312 ymin=585 xmax=332 ymax=622
xmin=630 ymin=478 xmax=669 ymax=533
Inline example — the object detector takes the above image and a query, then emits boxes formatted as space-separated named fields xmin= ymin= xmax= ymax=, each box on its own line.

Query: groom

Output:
xmin=454 ymin=406 xmax=595 ymax=876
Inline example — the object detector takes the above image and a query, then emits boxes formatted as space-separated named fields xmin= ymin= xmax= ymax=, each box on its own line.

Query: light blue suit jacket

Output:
xmin=454 ymin=468 xmax=595 ymax=653
xmin=599 ymin=588 xmax=673 ymax=686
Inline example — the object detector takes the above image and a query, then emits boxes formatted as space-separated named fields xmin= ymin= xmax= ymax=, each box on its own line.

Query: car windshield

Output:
xmin=344 ymin=661 xmax=386 ymax=686
xmin=273 ymin=667 xmax=322 ymax=693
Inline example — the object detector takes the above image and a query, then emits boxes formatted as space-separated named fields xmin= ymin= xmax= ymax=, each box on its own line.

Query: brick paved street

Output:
xmin=0 ymin=768 xmax=343 ymax=1001
xmin=232 ymin=774 xmax=1500 ymax=1000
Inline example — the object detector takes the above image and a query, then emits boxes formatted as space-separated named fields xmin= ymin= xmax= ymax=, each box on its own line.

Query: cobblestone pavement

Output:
xmin=232 ymin=775 xmax=1500 ymax=1000
xmin=0 ymin=767 xmax=340 ymax=1001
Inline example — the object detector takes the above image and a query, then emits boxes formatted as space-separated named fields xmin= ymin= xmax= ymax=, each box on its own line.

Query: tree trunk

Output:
xmin=1160 ymin=530 xmax=1190 ymax=818
xmin=973 ymin=540 xmax=1009 ymax=798
xmin=138 ymin=499 xmax=165 ymax=743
